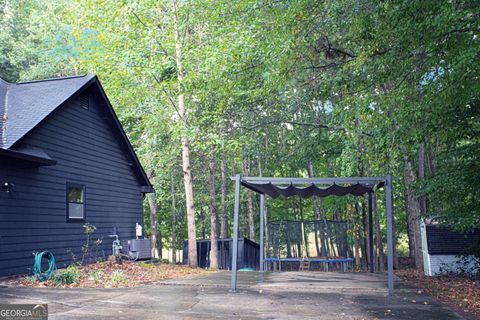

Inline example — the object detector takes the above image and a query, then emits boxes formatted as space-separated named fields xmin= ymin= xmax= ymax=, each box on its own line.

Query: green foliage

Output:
xmin=52 ymin=265 xmax=80 ymax=286
xmin=0 ymin=0 xmax=78 ymax=81
xmin=110 ymin=271 xmax=128 ymax=285
xmin=23 ymin=276 xmax=38 ymax=284
xmin=88 ymin=269 xmax=103 ymax=284
xmin=80 ymin=223 xmax=103 ymax=265
xmin=1 ymin=0 xmax=478 ymax=260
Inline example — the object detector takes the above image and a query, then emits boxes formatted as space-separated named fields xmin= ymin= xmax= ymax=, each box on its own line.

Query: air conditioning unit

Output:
xmin=121 ymin=239 xmax=152 ymax=260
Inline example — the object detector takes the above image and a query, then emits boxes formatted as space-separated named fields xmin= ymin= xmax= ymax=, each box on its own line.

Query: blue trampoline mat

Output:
xmin=264 ymin=258 xmax=353 ymax=263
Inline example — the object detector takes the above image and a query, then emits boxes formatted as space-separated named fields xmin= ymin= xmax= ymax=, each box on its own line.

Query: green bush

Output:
xmin=88 ymin=269 xmax=103 ymax=284
xmin=52 ymin=265 xmax=80 ymax=286
xmin=110 ymin=271 xmax=128 ymax=285
xmin=24 ymin=276 xmax=38 ymax=284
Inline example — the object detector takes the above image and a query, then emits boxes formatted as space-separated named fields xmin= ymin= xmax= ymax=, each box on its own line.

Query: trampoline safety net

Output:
xmin=266 ymin=219 xmax=353 ymax=271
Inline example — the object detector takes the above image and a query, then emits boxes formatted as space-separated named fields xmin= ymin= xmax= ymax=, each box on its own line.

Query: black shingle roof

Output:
xmin=0 ymin=75 xmax=95 ymax=149
xmin=0 ymin=75 xmax=152 ymax=191
xmin=426 ymin=224 xmax=480 ymax=255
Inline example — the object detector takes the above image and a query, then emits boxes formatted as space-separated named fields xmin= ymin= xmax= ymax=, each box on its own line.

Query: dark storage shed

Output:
xmin=183 ymin=238 xmax=260 ymax=270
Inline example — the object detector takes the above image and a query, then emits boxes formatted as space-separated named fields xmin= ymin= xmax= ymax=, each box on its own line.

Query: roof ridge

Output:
xmin=0 ymin=78 xmax=8 ymax=148
xmin=16 ymin=74 xmax=89 ymax=85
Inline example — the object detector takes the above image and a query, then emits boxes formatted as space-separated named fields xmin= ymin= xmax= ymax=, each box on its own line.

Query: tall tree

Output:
xmin=220 ymin=151 xmax=229 ymax=238
xmin=207 ymin=157 xmax=219 ymax=269
xmin=172 ymin=0 xmax=197 ymax=267
xmin=243 ymin=158 xmax=255 ymax=240
xmin=147 ymin=171 xmax=161 ymax=259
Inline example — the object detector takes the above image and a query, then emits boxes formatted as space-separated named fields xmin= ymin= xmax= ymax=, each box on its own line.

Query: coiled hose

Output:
xmin=33 ymin=251 xmax=57 ymax=281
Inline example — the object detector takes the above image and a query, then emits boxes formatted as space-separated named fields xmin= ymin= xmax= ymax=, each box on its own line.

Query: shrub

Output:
xmin=23 ymin=276 xmax=38 ymax=284
xmin=110 ymin=271 xmax=128 ymax=285
xmin=88 ymin=269 xmax=103 ymax=284
xmin=52 ymin=265 xmax=80 ymax=286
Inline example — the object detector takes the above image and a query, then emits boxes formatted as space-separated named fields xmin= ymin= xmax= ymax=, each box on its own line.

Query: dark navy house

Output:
xmin=0 ymin=75 xmax=153 ymax=277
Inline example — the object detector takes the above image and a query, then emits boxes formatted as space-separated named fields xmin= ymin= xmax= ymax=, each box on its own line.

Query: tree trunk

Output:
xmin=356 ymin=136 xmax=367 ymax=267
xmin=405 ymin=190 xmax=415 ymax=258
xmin=299 ymin=197 xmax=309 ymax=258
xmin=201 ymin=208 xmax=206 ymax=239
xmin=427 ymin=141 xmax=444 ymax=216
xmin=355 ymin=202 xmax=365 ymax=267
xmin=392 ymin=207 xmax=399 ymax=269
xmin=418 ymin=143 xmax=427 ymax=215
xmin=361 ymin=196 xmax=370 ymax=267
xmin=171 ymin=174 xmax=177 ymax=264
xmin=172 ymin=0 xmax=197 ymax=267
xmin=292 ymin=198 xmax=302 ymax=258
xmin=307 ymin=160 xmax=323 ymax=256
xmin=427 ymin=142 xmax=437 ymax=175
xmin=404 ymin=158 xmax=423 ymax=270
xmin=147 ymin=171 xmax=160 ymax=259
xmin=264 ymin=201 xmax=270 ymax=257
xmin=353 ymin=205 xmax=361 ymax=266
xmin=207 ymin=158 xmax=219 ymax=269
xmin=147 ymin=193 xmax=161 ymax=259
xmin=373 ymin=192 xmax=384 ymax=271
xmin=243 ymin=158 xmax=255 ymax=240
xmin=220 ymin=151 xmax=229 ymax=238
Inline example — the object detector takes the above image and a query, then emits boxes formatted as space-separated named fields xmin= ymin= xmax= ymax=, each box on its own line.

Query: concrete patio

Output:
xmin=0 ymin=271 xmax=465 ymax=319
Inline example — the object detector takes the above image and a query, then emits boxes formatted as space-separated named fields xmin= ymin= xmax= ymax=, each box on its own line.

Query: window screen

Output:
xmin=67 ymin=184 xmax=85 ymax=222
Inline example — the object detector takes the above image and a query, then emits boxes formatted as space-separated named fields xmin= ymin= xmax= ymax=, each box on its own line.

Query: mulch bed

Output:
xmin=396 ymin=268 xmax=480 ymax=319
xmin=2 ymin=261 xmax=209 ymax=288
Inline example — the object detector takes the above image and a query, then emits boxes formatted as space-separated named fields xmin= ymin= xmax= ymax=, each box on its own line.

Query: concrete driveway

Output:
xmin=0 ymin=271 xmax=465 ymax=319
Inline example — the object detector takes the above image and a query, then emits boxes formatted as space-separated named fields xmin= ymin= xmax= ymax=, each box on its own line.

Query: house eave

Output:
xmin=0 ymin=148 xmax=57 ymax=166
xmin=141 ymin=186 xmax=154 ymax=193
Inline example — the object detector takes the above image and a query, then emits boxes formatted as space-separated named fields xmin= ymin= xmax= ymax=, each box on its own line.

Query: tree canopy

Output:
xmin=1 ymin=0 xmax=478 ymax=267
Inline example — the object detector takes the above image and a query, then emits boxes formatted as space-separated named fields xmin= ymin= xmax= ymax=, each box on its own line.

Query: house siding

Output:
xmin=426 ymin=254 xmax=478 ymax=276
xmin=421 ymin=221 xmax=478 ymax=276
xmin=0 ymin=85 xmax=144 ymax=277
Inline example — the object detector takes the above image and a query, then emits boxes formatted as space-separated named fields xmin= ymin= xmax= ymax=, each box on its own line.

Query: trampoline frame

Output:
xmin=229 ymin=175 xmax=395 ymax=296
xmin=264 ymin=257 xmax=353 ymax=272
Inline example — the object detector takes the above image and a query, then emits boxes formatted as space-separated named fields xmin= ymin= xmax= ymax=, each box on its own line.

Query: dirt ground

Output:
xmin=396 ymin=269 xmax=480 ymax=319
xmin=2 ymin=261 xmax=207 ymax=288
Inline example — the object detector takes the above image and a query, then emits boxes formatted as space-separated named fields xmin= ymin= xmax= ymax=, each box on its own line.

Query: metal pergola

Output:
xmin=229 ymin=174 xmax=395 ymax=296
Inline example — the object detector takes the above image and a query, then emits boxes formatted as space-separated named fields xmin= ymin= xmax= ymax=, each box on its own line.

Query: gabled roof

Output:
xmin=0 ymin=75 xmax=153 ymax=192
xmin=0 ymin=75 xmax=95 ymax=149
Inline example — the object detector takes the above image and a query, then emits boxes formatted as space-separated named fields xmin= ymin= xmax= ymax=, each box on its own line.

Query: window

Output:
xmin=67 ymin=183 xmax=85 ymax=222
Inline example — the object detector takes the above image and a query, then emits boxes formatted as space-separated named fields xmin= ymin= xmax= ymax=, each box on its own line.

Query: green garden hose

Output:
xmin=33 ymin=251 xmax=57 ymax=281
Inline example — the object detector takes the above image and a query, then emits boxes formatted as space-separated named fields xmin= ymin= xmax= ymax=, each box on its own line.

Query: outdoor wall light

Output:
xmin=1 ymin=181 xmax=14 ymax=193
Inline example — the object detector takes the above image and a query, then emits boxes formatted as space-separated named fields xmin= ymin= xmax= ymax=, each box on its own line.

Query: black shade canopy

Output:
xmin=241 ymin=180 xmax=384 ymax=198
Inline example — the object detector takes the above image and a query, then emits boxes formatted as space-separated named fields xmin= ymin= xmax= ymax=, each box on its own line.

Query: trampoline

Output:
xmin=264 ymin=257 xmax=353 ymax=272
xmin=266 ymin=218 xmax=354 ymax=271
xmin=229 ymin=175 xmax=395 ymax=296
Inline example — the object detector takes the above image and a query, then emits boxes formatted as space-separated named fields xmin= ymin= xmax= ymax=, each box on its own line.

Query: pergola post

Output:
xmin=229 ymin=174 xmax=393 ymax=294
xmin=368 ymin=191 xmax=374 ymax=273
xmin=230 ymin=174 xmax=241 ymax=292
xmin=259 ymin=194 xmax=265 ymax=272
xmin=385 ymin=174 xmax=394 ymax=296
